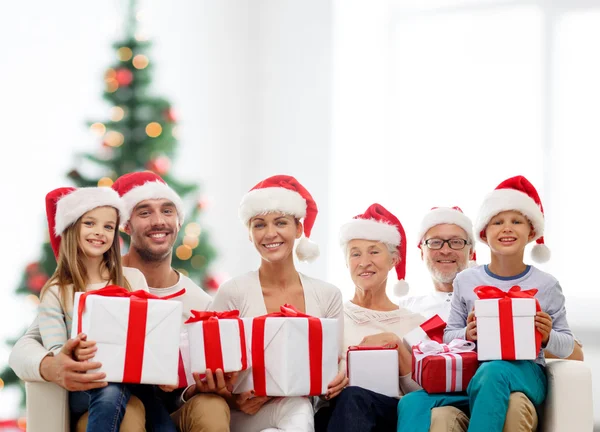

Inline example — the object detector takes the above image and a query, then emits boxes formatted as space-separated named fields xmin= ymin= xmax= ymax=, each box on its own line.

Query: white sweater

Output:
xmin=211 ymin=270 xmax=344 ymax=354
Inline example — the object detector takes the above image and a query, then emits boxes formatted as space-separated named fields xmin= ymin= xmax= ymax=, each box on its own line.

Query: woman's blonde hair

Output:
xmin=41 ymin=209 xmax=130 ymax=309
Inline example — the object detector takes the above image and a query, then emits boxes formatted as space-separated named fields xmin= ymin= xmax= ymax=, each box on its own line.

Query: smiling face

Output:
xmin=249 ymin=212 xmax=302 ymax=263
xmin=422 ymin=223 xmax=472 ymax=284
xmin=78 ymin=206 xmax=118 ymax=259
xmin=125 ymin=198 xmax=179 ymax=262
xmin=347 ymin=239 xmax=397 ymax=295
xmin=482 ymin=210 xmax=534 ymax=257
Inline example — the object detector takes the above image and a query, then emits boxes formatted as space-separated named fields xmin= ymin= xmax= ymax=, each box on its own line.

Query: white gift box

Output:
xmin=72 ymin=290 xmax=182 ymax=385
xmin=187 ymin=317 xmax=246 ymax=373
xmin=233 ymin=316 xmax=338 ymax=396
xmin=177 ymin=330 xmax=194 ymax=388
xmin=475 ymin=298 xmax=539 ymax=361
xmin=347 ymin=347 xmax=399 ymax=397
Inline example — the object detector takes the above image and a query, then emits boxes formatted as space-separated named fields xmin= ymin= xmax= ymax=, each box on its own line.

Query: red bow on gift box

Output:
xmin=474 ymin=285 xmax=543 ymax=360
xmin=76 ymin=285 xmax=185 ymax=383
xmin=184 ymin=309 xmax=248 ymax=374
xmin=251 ymin=304 xmax=324 ymax=396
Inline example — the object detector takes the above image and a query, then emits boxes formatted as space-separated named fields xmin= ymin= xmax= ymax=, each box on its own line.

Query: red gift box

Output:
xmin=412 ymin=339 xmax=479 ymax=394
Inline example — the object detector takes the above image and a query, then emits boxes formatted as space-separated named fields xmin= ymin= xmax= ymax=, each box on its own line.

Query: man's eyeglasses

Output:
xmin=423 ymin=238 xmax=469 ymax=250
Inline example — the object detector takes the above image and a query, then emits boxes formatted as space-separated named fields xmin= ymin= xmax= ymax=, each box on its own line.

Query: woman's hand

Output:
xmin=324 ymin=371 xmax=348 ymax=400
xmin=466 ymin=310 xmax=477 ymax=341
xmin=234 ymin=390 xmax=272 ymax=415
xmin=359 ymin=332 xmax=401 ymax=348
xmin=73 ymin=333 xmax=97 ymax=361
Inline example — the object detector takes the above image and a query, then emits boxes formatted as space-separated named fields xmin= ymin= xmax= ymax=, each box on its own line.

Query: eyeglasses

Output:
xmin=423 ymin=238 xmax=469 ymax=250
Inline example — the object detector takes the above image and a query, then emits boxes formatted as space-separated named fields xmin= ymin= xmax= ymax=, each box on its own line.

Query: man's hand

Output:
xmin=73 ymin=333 xmax=97 ymax=362
xmin=359 ymin=332 xmax=400 ymax=348
xmin=40 ymin=337 xmax=107 ymax=391
xmin=535 ymin=311 xmax=553 ymax=346
xmin=234 ymin=390 xmax=271 ymax=415
xmin=323 ymin=371 xmax=347 ymax=400
xmin=182 ymin=369 xmax=239 ymax=401
xmin=466 ymin=310 xmax=477 ymax=341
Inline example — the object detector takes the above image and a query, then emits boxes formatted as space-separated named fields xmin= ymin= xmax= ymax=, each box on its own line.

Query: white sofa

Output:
xmin=25 ymin=359 xmax=594 ymax=432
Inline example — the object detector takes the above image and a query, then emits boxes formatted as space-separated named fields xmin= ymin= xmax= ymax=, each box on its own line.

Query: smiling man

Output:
xmin=399 ymin=206 xmax=474 ymax=321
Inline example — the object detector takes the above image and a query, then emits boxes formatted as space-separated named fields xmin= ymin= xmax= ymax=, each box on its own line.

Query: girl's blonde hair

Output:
xmin=41 ymin=209 xmax=130 ymax=309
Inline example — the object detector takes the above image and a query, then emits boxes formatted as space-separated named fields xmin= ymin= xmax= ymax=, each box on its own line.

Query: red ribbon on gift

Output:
xmin=76 ymin=285 xmax=185 ymax=383
xmin=251 ymin=304 xmax=323 ymax=396
xmin=185 ymin=310 xmax=248 ymax=372
xmin=474 ymin=285 xmax=542 ymax=360
xmin=419 ymin=314 xmax=446 ymax=343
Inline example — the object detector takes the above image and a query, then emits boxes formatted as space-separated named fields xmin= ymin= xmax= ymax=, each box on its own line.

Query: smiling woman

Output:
xmin=211 ymin=174 xmax=345 ymax=432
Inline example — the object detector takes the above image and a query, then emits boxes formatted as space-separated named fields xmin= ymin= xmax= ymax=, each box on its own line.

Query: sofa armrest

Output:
xmin=540 ymin=359 xmax=593 ymax=432
xmin=26 ymin=381 xmax=69 ymax=432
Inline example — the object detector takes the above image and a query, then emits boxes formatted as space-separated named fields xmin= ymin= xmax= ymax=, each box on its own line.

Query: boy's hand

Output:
xmin=466 ymin=310 xmax=477 ymax=341
xmin=73 ymin=333 xmax=97 ymax=362
xmin=535 ymin=311 xmax=553 ymax=345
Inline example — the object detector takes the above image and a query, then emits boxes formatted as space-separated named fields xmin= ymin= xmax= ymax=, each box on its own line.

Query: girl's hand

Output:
xmin=183 ymin=369 xmax=239 ymax=400
xmin=159 ymin=384 xmax=178 ymax=392
xmin=234 ymin=390 xmax=272 ymax=415
xmin=466 ymin=311 xmax=477 ymax=341
xmin=73 ymin=333 xmax=97 ymax=361
xmin=323 ymin=371 xmax=347 ymax=400
xmin=535 ymin=311 xmax=553 ymax=345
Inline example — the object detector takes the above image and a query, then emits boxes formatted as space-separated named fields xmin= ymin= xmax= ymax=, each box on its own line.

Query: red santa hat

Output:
xmin=239 ymin=175 xmax=319 ymax=263
xmin=339 ymin=203 xmax=409 ymax=297
xmin=474 ymin=175 xmax=550 ymax=263
xmin=112 ymin=171 xmax=185 ymax=227
xmin=417 ymin=206 xmax=477 ymax=264
xmin=46 ymin=186 xmax=125 ymax=258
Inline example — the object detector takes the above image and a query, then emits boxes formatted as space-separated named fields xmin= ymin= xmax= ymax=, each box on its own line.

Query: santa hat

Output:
xmin=339 ymin=203 xmax=409 ymax=297
xmin=239 ymin=175 xmax=319 ymax=263
xmin=474 ymin=175 xmax=550 ymax=263
xmin=46 ymin=186 xmax=125 ymax=258
xmin=417 ymin=206 xmax=477 ymax=264
xmin=112 ymin=172 xmax=185 ymax=227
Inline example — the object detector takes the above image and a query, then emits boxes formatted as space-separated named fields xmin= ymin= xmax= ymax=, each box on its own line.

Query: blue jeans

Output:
xmin=397 ymin=360 xmax=547 ymax=432
xmin=70 ymin=383 xmax=131 ymax=432
xmin=70 ymin=384 xmax=176 ymax=432
xmin=322 ymin=386 xmax=399 ymax=432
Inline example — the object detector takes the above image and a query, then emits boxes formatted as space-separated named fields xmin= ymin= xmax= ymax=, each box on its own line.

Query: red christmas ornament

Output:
xmin=115 ymin=68 xmax=134 ymax=86
xmin=204 ymin=275 xmax=220 ymax=290
xmin=25 ymin=262 xmax=40 ymax=274
xmin=146 ymin=156 xmax=171 ymax=175
xmin=164 ymin=107 xmax=177 ymax=123
xmin=28 ymin=273 xmax=49 ymax=293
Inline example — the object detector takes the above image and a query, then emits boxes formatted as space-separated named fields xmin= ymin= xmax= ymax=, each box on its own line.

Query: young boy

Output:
xmin=397 ymin=175 xmax=575 ymax=432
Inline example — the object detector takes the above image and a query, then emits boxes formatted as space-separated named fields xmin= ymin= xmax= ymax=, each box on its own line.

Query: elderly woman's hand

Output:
xmin=358 ymin=332 xmax=401 ymax=348
xmin=323 ymin=371 xmax=348 ymax=400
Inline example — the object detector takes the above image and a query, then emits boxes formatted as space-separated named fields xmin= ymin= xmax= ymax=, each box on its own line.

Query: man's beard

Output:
xmin=133 ymin=242 xmax=172 ymax=263
xmin=425 ymin=258 xmax=468 ymax=284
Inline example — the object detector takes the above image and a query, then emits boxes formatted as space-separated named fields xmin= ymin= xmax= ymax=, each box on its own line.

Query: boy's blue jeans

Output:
xmin=70 ymin=383 xmax=176 ymax=432
xmin=397 ymin=360 xmax=547 ymax=432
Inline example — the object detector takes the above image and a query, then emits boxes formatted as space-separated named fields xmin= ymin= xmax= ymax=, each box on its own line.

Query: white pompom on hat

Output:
xmin=339 ymin=203 xmax=409 ymax=297
xmin=239 ymin=175 xmax=320 ymax=263
xmin=46 ymin=186 xmax=125 ymax=258
xmin=474 ymin=175 xmax=550 ymax=263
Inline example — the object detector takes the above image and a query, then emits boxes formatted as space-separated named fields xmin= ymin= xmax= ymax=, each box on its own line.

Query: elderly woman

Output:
xmin=315 ymin=203 xmax=425 ymax=432
xmin=211 ymin=175 xmax=346 ymax=432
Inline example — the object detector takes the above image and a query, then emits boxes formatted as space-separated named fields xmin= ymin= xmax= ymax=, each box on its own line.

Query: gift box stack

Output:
xmin=474 ymin=285 xmax=543 ymax=361
xmin=232 ymin=304 xmax=339 ymax=397
xmin=347 ymin=345 xmax=399 ymax=397
xmin=72 ymin=286 xmax=183 ymax=385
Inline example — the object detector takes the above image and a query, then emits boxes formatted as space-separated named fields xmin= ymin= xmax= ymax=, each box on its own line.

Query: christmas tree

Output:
xmin=0 ymin=0 xmax=218 ymax=406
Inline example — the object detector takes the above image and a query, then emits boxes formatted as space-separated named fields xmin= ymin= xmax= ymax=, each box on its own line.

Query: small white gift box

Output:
xmin=347 ymin=346 xmax=399 ymax=397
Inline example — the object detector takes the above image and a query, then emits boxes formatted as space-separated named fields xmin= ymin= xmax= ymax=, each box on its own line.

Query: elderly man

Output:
xmin=10 ymin=172 xmax=232 ymax=432
xmin=400 ymin=206 xmax=582 ymax=432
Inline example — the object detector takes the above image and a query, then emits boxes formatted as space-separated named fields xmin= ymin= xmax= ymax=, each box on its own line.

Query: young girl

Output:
xmin=39 ymin=186 xmax=174 ymax=432
xmin=397 ymin=175 xmax=575 ymax=432
xmin=211 ymin=175 xmax=346 ymax=432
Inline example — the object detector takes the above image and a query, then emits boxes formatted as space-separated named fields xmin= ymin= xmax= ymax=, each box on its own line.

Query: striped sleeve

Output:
xmin=38 ymin=286 xmax=68 ymax=355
